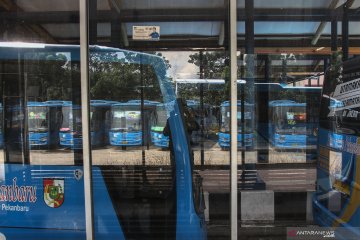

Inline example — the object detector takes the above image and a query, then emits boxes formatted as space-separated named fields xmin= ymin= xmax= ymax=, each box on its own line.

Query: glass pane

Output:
xmin=89 ymin=0 xmax=229 ymax=239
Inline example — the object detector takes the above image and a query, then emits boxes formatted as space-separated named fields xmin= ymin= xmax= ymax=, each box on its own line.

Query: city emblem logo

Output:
xmin=43 ymin=179 xmax=64 ymax=208
xmin=74 ymin=169 xmax=83 ymax=181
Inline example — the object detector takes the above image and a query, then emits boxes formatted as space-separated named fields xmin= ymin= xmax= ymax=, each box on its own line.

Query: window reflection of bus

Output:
xmin=313 ymin=57 xmax=360 ymax=239
xmin=60 ymin=100 xmax=114 ymax=149
xmin=267 ymin=100 xmax=317 ymax=149
xmin=151 ymin=103 xmax=169 ymax=148
xmin=218 ymin=100 xmax=254 ymax=150
xmin=0 ymin=103 xmax=3 ymax=148
xmin=186 ymin=100 xmax=214 ymax=143
xmin=28 ymin=101 xmax=62 ymax=148
xmin=109 ymin=100 xmax=157 ymax=147
xmin=0 ymin=43 xmax=206 ymax=239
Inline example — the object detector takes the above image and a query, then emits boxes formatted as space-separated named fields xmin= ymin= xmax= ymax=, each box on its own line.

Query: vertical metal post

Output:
xmin=244 ymin=0 xmax=255 ymax=173
xmin=229 ymin=0 xmax=238 ymax=239
xmin=89 ymin=0 xmax=97 ymax=45
xmin=342 ymin=1 xmax=349 ymax=61
xmin=199 ymin=51 xmax=205 ymax=168
xmin=261 ymin=57 xmax=270 ymax=163
xmin=80 ymin=0 xmax=94 ymax=239
xmin=331 ymin=19 xmax=337 ymax=52
xmin=20 ymin=55 xmax=29 ymax=164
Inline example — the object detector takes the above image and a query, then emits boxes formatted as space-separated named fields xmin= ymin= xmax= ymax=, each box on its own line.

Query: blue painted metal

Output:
xmin=0 ymin=165 xmax=125 ymax=239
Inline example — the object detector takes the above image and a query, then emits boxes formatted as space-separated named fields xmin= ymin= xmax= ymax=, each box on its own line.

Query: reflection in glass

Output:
xmin=150 ymin=103 xmax=169 ymax=148
xmin=28 ymin=105 xmax=48 ymax=132
xmin=109 ymin=101 xmax=157 ymax=147
xmin=111 ymin=105 xmax=141 ymax=132
xmin=219 ymin=101 xmax=254 ymax=150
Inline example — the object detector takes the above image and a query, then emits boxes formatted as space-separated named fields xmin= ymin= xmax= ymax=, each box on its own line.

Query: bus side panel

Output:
xmin=0 ymin=165 xmax=124 ymax=239
xmin=0 ymin=164 xmax=85 ymax=230
xmin=92 ymin=167 xmax=125 ymax=239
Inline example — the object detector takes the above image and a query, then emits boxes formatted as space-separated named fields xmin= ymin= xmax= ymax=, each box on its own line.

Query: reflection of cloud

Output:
xmin=161 ymin=51 xmax=199 ymax=80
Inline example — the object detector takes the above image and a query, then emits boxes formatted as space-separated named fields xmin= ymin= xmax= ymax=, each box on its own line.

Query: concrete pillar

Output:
xmin=241 ymin=191 xmax=274 ymax=221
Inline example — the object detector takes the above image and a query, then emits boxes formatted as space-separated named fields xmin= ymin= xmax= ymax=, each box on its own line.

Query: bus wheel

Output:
xmin=121 ymin=146 xmax=126 ymax=150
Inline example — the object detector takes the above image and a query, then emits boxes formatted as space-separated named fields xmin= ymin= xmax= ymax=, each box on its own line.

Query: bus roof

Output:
xmin=45 ymin=100 xmax=71 ymax=106
xmin=27 ymin=101 xmax=47 ymax=107
xmin=111 ymin=100 xmax=159 ymax=107
xmin=269 ymin=100 xmax=306 ymax=107
xmin=90 ymin=100 xmax=119 ymax=107
xmin=220 ymin=100 xmax=254 ymax=107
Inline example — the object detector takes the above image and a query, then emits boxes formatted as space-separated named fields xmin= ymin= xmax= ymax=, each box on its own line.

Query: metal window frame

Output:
xmin=80 ymin=0 xmax=95 ymax=239
xmin=230 ymin=0 xmax=238 ymax=239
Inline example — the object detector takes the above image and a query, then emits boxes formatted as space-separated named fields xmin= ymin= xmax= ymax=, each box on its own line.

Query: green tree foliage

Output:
xmin=89 ymin=51 xmax=168 ymax=102
xmin=27 ymin=50 xmax=170 ymax=102
xmin=186 ymin=51 xmax=229 ymax=107
xmin=26 ymin=52 xmax=71 ymax=100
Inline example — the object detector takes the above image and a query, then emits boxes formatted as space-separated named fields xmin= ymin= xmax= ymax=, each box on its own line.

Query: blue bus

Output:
xmin=60 ymin=100 xmax=114 ymax=149
xmin=0 ymin=44 xmax=206 ymax=239
xmin=313 ymin=57 xmax=360 ymax=239
xmin=28 ymin=101 xmax=62 ymax=148
xmin=0 ymin=103 xmax=3 ymax=148
xmin=218 ymin=100 xmax=254 ymax=150
xmin=151 ymin=103 xmax=170 ymax=148
xmin=109 ymin=100 xmax=158 ymax=147
xmin=267 ymin=100 xmax=318 ymax=149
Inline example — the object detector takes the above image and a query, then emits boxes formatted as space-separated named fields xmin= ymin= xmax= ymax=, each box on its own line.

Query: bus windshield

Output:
xmin=272 ymin=106 xmax=309 ymax=134
xmin=111 ymin=106 xmax=141 ymax=131
xmin=61 ymin=106 xmax=82 ymax=132
xmin=156 ymin=106 xmax=168 ymax=127
xmin=28 ymin=106 xmax=48 ymax=132
xmin=221 ymin=106 xmax=253 ymax=133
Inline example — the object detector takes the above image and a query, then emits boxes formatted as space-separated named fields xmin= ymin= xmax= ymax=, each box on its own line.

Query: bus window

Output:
xmin=0 ymin=44 xmax=88 ymax=239
xmin=89 ymin=47 xmax=206 ymax=239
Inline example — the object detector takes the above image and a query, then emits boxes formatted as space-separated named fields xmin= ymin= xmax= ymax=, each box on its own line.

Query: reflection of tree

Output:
xmin=325 ymin=51 xmax=343 ymax=97
xmin=28 ymin=50 xmax=171 ymax=102
xmin=26 ymin=52 xmax=70 ymax=100
xmin=89 ymin=51 xmax=169 ymax=101
xmin=186 ymin=51 xmax=230 ymax=107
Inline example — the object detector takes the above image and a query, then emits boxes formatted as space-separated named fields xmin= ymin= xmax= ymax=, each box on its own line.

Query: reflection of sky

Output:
xmin=160 ymin=51 xmax=199 ymax=81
